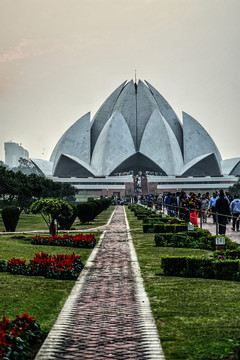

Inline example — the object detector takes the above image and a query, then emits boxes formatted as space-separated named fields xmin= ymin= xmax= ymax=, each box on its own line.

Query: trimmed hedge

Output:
xmin=155 ymin=233 xmax=197 ymax=248
xmin=213 ymin=249 xmax=240 ymax=260
xmin=1 ymin=206 xmax=20 ymax=232
xmin=152 ymin=223 xmax=189 ymax=234
xmin=161 ymin=256 xmax=240 ymax=281
xmin=155 ymin=233 xmax=237 ymax=251
xmin=76 ymin=198 xmax=111 ymax=224
xmin=58 ymin=205 xmax=77 ymax=230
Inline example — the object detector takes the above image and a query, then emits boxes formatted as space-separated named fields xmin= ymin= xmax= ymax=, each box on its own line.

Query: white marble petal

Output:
xmin=112 ymin=80 xmax=137 ymax=148
xmin=30 ymin=159 xmax=53 ymax=176
xmin=50 ymin=112 xmax=91 ymax=167
xmin=140 ymin=110 xmax=183 ymax=175
xmin=180 ymin=153 xmax=221 ymax=176
xmin=90 ymin=81 xmax=127 ymax=153
xmin=221 ymin=158 xmax=240 ymax=175
xmin=54 ymin=154 xmax=97 ymax=177
xmin=136 ymin=80 xmax=159 ymax=150
xmin=145 ymin=80 xmax=183 ymax=152
xmin=91 ymin=111 xmax=136 ymax=176
xmin=183 ymin=112 xmax=222 ymax=166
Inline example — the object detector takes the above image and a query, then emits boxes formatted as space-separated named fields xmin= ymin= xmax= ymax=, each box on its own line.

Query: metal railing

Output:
xmin=138 ymin=200 xmax=239 ymax=235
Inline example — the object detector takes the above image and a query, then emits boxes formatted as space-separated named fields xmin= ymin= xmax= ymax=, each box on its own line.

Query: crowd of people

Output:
xmin=132 ymin=191 xmax=240 ymax=236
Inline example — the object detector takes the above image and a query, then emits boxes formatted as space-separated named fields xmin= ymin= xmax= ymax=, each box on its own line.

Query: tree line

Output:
xmin=0 ymin=165 xmax=77 ymax=212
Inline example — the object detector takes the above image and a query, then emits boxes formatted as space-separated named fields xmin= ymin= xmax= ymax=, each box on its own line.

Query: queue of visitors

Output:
xmin=133 ymin=191 xmax=240 ymax=236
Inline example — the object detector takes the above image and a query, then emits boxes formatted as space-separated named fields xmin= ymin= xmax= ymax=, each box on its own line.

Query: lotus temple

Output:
xmin=31 ymin=79 xmax=240 ymax=196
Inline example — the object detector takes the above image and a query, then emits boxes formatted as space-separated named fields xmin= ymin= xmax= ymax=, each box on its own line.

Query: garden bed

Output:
xmin=0 ymin=313 xmax=41 ymax=359
xmin=0 ymin=252 xmax=84 ymax=280
xmin=31 ymin=233 xmax=96 ymax=248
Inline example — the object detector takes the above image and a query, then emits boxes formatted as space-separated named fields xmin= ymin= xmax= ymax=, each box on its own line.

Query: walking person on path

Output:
xmin=215 ymin=190 xmax=230 ymax=235
xmin=230 ymin=194 xmax=240 ymax=231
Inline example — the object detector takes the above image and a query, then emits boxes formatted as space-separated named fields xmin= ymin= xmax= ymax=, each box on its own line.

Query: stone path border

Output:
xmin=35 ymin=206 xmax=165 ymax=359
xmin=124 ymin=209 xmax=164 ymax=359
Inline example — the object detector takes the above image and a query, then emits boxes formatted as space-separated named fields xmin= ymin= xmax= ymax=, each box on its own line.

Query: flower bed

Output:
xmin=1 ymin=252 xmax=84 ymax=280
xmin=0 ymin=313 xmax=41 ymax=359
xmin=31 ymin=233 xmax=96 ymax=248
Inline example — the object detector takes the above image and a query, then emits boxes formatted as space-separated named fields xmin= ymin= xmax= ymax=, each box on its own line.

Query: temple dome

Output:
xmin=34 ymin=79 xmax=238 ymax=177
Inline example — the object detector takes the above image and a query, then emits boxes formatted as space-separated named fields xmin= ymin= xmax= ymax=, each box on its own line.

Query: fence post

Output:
xmin=216 ymin=212 xmax=218 ymax=235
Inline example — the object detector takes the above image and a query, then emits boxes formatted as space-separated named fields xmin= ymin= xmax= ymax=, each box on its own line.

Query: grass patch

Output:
xmin=126 ymin=206 xmax=240 ymax=360
xmin=0 ymin=205 xmax=115 ymax=232
xmin=0 ymin=273 xmax=75 ymax=333
xmin=0 ymin=233 xmax=100 ymax=262
xmin=0 ymin=206 xmax=115 ymax=358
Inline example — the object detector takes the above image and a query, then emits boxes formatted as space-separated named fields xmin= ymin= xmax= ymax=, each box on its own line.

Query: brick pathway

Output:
xmin=35 ymin=206 xmax=164 ymax=360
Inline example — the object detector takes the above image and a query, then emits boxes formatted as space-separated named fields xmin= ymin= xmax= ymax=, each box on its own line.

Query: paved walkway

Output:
xmin=35 ymin=206 xmax=164 ymax=360
xmin=198 ymin=218 xmax=240 ymax=244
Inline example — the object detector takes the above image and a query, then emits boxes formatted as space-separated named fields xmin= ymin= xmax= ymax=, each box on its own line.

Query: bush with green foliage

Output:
xmin=76 ymin=202 xmax=94 ymax=224
xmin=161 ymin=256 xmax=240 ymax=281
xmin=1 ymin=206 xmax=20 ymax=232
xmin=30 ymin=198 xmax=73 ymax=236
xmin=57 ymin=205 xmax=77 ymax=230
xmin=213 ymin=249 xmax=240 ymax=260
xmin=155 ymin=233 xmax=237 ymax=251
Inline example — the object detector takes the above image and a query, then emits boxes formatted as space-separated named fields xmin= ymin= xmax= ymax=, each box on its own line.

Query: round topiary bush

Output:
xmin=2 ymin=206 xmax=21 ymax=232
xmin=76 ymin=203 xmax=94 ymax=224
xmin=58 ymin=205 xmax=77 ymax=230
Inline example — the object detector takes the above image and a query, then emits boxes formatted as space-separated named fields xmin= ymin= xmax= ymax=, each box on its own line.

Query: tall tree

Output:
xmin=30 ymin=198 xmax=73 ymax=236
xmin=229 ymin=178 xmax=240 ymax=196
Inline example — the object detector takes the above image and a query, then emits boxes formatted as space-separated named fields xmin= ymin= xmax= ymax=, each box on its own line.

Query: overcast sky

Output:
xmin=0 ymin=0 xmax=239 ymax=163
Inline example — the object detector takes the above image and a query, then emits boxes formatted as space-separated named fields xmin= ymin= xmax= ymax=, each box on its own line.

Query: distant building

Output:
xmin=4 ymin=142 xmax=29 ymax=168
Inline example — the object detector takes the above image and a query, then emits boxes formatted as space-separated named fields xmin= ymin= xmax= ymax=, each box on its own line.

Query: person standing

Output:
xmin=230 ymin=195 xmax=240 ymax=231
xmin=188 ymin=193 xmax=198 ymax=226
xmin=201 ymin=194 xmax=209 ymax=223
xmin=165 ymin=192 xmax=172 ymax=216
xmin=215 ymin=190 xmax=230 ymax=235
xmin=209 ymin=192 xmax=217 ymax=223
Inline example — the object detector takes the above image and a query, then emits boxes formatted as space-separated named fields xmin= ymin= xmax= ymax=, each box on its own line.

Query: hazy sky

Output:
xmin=0 ymin=0 xmax=240 ymax=163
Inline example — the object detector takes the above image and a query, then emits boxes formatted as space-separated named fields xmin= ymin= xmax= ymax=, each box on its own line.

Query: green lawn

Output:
xmin=126 ymin=206 xmax=240 ymax=360
xmin=0 ymin=206 xmax=114 ymax=357
xmin=0 ymin=205 xmax=115 ymax=232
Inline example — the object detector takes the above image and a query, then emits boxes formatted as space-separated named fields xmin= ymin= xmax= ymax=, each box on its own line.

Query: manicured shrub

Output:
xmin=58 ymin=205 xmax=77 ymax=230
xmin=213 ymin=249 xmax=240 ymax=260
xmin=198 ymin=235 xmax=216 ymax=250
xmin=180 ymin=230 xmax=198 ymax=239
xmin=93 ymin=200 xmax=104 ymax=216
xmin=143 ymin=224 xmax=154 ymax=233
xmin=161 ymin=256 xmax=240 ymax=281
xmin=214 ymin=260 xmax=240 ymax=281
xmin=137 ymin=213 xmax=148 ymax=220
xmin=186 ymin=257 xmax=214 ymax=278
xmin=155 ymin=233 xmax=197 ymax=248
xmin=161 ymin=256 xmax=187 ymax=276
xmin=175 ymin=224 xmax=188 ymax=232
xmin=1 ymin=206 xmax=20 ymax=232
xmin=153 ymin=224 xmax=166 ymax=233
xmin=76 ymin=202 xmax=94 ymax=224
xmin=165 ymin=224 xmax=175 ymax=233
xmin=159 ymin=217 xmax=174 ymax=223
